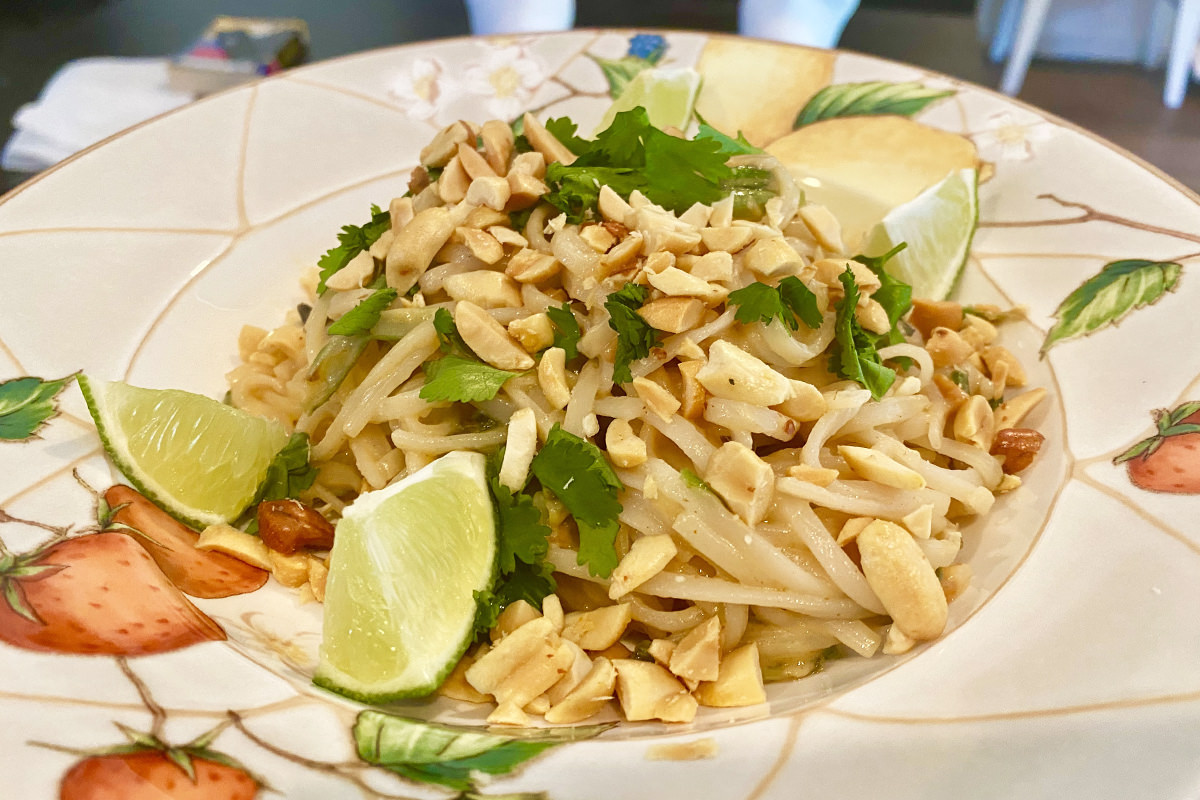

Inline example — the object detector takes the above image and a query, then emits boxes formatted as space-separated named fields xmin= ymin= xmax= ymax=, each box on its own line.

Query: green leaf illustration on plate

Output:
xmin=588 ymin=33 xmax=667 ymax=97
xmin=1042 ymin=259 xmax=1182 ymax=354
xmin=354 ymin=711 xmax=609 ymax=793
xmin=793 ymin=81 xmax=955 ymax=128
xmin=1114 ymin=401 xmax=1200 ymax=463
xmin=0 ymin=374 xmax=76 ymax=441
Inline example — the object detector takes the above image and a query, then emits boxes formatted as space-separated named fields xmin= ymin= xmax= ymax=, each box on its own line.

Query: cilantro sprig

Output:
xmin=420 ymin=309 xmax=522 ymax=403
xmin=854 ymin=243 xmax=912 ymax=343
xmin=827 ymin=245 xmax=914 ymax=400
xmin=728 ymin=276 xmax=822 ymax=331
xmin=530 ymin=425 xmax=623 ymax=578
xmin=546 ymin=302 xmax=581 ymax=360
xmin=316 ymin=204 xmax=390 ymax=295
xmin=696 ymin=120 xmax=761 ymax=156
xmin=419 ymin=356 xmax=520 ymax=403
xmin=326 ymin=286 xmax=398 ymax=336
xmin=543 ymin=107 xmax=735 ymax=222
xmin=240 ymin=432 xmax=319 ymax=532
xmin=474 ymin=459 xmax=556 ymax=635
xmin=830 ymin=268 xmax=896 ymax=400
xmin=432 ymin=307 xmax=468 ymax=354
xmin=604 ymin=284 xmax=660 ymax=385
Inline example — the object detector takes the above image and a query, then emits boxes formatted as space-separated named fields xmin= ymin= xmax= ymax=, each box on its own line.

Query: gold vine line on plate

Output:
xmin=980 ymin=194 xmax=1200 ymax=245
xmin=228 ymin=711 xmax=424 ymax=800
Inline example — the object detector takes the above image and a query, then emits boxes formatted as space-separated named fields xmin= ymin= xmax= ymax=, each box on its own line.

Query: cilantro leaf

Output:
xmin=728 ymin=277 xmax=821 ymax=331
xmin=829 ymin=268 xmax=896 ymax=400
xmin=544 ymin=116 xmax=589 ymax=154
xmin=433 ymin=307 xmax=470 ymax=354
xmin=853 ymin=243 xmax=912 ymax=333
xmin=473 ymin=560 xmax=558 ymax=635
xmin=640 ymin=125 xmax=731 ymax=212
xmin=316 ymin=205 xmax=390 ymax=295
xmin=695 ymin=121 xmax=762 ymax=156
xmin=530 ymin=425 xmax=623 ymax=578
xmin=779 ymin=276 xmax=824 ymax=329
xmin=490 ymin=476 xmax=552 ymax=573
xmin=475 ymin=455 xmax=556 ymax=636
xmin=542 ymin=107 xmax=735 ymax=222
xmin=255 ymin=433 xmax=318 ymax=503
xmin=241 ymin=432 xmax=319 ymax=532
xmin=0 ymin=374 xmax=75 ymax=441
xmin=544 ymin=163 xmax=641 ymax=222
xmin=546 ymin=302 xmax=581 ymax=360
xmin=419 ymin=355 xmax=520 ymax=403
xmin=728 ymin=282 xmax=786 ymax=326
xmin=604 ymin=283 xmax=659 ymax=385
xmin=326 ymin=287 xmax=397 ymax=336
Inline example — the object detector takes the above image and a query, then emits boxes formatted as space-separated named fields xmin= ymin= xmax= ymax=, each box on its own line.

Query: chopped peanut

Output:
xmin=437 ymin=155 xmax=470 ymax=203
xmin=699 ymin=226 xmax=753 ymax=253
xmin=990 ymin=427 xmax=1044 ymax=473
xmin=457 ymin=227 xmax=504 ymax=264
xmin=857 ymin=520 xmax=947 ymax=641
xmin=609 ymin=533 xmax=676 ymax=598
xmin=537 ymin=346 xmax=572 ymax=410
xmin=522 ymin=113 xmax=576 ymax=165
xmin=508 ymin=313 xmax=555 ymax=353
xmin=605 ymin=418 xmax=648 ymax=468
xmin=924 ymin=326 xmax=974 ymax=368
xmin=637 ymin=296 xmax=707 ymax=334
xmin=480 ymin=119 xmax=515 ymax=174
xmin=454 ymin=301 xmax=535 ymax=370
xmin=257 ymin=499 xmax=335 ymax=555
xmin=505 ymin=248 xmax=560 ymax=284
xmin=953 ymin=394 xmax=996 ymax=451
xmin=420 ymin=120 xmax=472 ymax=167
xmin=982 ymin=345 xmax=1027 ymax=388
xmin=909 ymin=299 xmax=963 ymax=339
xmin=693 ymin=643 xmax=765 ymax=708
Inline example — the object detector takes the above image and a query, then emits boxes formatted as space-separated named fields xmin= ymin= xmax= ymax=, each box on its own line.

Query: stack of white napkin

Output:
xmin=2 ymin=57 xmax=194 ymax=173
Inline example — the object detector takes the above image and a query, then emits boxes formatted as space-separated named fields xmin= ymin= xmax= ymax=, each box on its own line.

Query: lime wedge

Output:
xmin=596 ymin=67 xmax=701 ymax=134
xmin=78 ymin=375 xmax=288 ymax=530
xmin=864 ymin=167 xmax=978 ymax=301
xmin=314 ymin=451 xmax=496 ymax=702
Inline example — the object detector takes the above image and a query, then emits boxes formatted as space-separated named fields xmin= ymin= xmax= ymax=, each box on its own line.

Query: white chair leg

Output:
xmin=988 ymin=0 xmax=1021 ymax=63
xmin=1000 ymin=0 xmax=1054 ymax=96
xmin=1143 ymin=0 xmax=1174 ymax=68
xmin=1164 ymin=0 xmax=1200 ymax=108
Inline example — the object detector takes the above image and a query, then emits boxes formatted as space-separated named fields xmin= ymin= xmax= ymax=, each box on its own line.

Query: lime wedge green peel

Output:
xmin=596 ymin=67 xmax=701 ymax=134
xmin=865 ymin=167 xmax=979 ymax=301
xmin=315 ymin=450 xmax=497 ymax=703
xmin=78 ymin=375 xmax=288 ymax=530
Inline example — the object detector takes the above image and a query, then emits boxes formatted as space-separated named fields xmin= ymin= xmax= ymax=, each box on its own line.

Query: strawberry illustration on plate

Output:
xmin=104 ymin=485 xmax=269 ymax=599
xmin=61 ymin=749 xmax=258 ymax=800
xmin=1114 ymin=401 xmax=1200 ymax=494
xmin=54 ymin=719 xmax=260 ymax=800
xmin=0 ymin=529 xmax=225 ymax=655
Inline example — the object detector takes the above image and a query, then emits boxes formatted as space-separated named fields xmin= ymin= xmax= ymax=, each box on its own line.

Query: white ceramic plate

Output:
xmin=3 ymin=30 xmax=1200 ymax=799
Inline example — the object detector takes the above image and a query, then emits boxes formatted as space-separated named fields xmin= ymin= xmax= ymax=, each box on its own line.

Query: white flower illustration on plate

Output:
xmin=388 ymin=56 xmax=462 ymax=122
xmin=224 ymin=611 xmax=319 ymax=677
xmin=462 ymin=43 xmax=548 ymax=121
xmin=973 ymin=110 xmax=1053 ymax=162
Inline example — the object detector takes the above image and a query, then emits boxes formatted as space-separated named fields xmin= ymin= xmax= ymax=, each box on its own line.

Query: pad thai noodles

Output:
xmin=222 ymin=110 xmax=1046 ymax=725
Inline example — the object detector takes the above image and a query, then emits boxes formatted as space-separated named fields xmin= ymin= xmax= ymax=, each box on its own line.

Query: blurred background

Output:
xmin=1 ymin=0 xmax=1198 ymax=192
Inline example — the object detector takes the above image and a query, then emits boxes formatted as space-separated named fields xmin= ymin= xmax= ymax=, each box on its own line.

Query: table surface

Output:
xmin=0 ymin=0 xmax=475 ymax=192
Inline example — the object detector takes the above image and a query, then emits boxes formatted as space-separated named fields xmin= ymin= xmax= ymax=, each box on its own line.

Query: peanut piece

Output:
xmin=857 ymin=520 xmax=947 ymax=641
